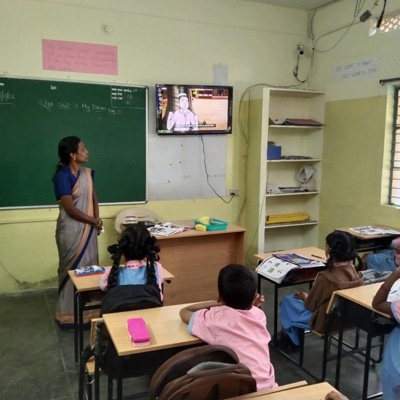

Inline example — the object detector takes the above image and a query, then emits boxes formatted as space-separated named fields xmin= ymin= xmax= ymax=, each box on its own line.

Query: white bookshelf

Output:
xmin=246 ymin=88 xmax=325 ymax=258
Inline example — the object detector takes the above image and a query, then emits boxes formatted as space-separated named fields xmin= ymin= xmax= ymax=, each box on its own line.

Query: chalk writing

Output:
xmin=332 ymin=57 xmax=379 ymax=83
xmin=0 ymin=90 xmax=16 ymax=105
xmin=38 ymin=99 xmax=123 ymax=115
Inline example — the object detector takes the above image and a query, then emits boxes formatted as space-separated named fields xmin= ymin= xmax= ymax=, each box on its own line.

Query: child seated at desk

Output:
xmin=372 ymin=266 xmax=400 ymax=400
xmin=179 ymin=264 xmax=276 ymax=391
xmin=99 ymin=224 xmax=164 ymax=300
xmin=279 ymin=230 xmax=364 ymax=346
xmin=362 ymin=237 xmax=400 ymax=272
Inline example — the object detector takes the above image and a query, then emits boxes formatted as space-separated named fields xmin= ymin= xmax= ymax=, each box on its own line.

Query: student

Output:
xmin=99 ymin=224 xmax=164 ymax=300
xmin=53 ymin=136 xmax=102 ymax=328
xmin=362 ymin=236 xmax=400 ymax=272
xmin=179 ymin=264 xmax=276 ymax=391
xmin=371 ymin=266 xmax=400 ymax=400
xmin=279 ymin=230 xmax=364 ymax=346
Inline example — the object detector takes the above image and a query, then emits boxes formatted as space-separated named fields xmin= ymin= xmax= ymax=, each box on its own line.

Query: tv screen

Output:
xmin=156 ymin=84 xmax=233 ymax=135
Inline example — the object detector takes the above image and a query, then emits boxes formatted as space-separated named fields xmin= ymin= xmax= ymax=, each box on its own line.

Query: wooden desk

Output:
xmin=338 ymin=226 xmax=399 ymax=252
xmin=155 ymin=220 xmax=246 ymax=305
xmin=102 ymin=303 xmax=202 ymax=399
xmin=333 ymin=283 xmax=393 ymax=400
xmin=68 ymin=266 xmax=174 ymax=364
xmin=255 ymin=247 xmax=326 ymax=343
xmin=230 ymin=382 xmax=337 ymax=400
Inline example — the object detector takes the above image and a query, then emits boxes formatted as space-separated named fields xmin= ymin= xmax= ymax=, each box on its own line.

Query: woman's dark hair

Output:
xmin=218 ymin=264 xmax=256 ymax=310
xmin=326 ymin=230 xmax=357 ymax=267
xmin=55 ymin=136 xmax=81 ymax=173
xmin=106 ymin=224 xmax=160 ymax=290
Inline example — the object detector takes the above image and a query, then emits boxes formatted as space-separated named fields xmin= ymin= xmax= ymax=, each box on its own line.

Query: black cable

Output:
xmin=376 ymin=0 xmax=387 ymax=28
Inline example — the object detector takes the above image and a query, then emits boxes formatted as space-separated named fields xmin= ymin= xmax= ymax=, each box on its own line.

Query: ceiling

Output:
xmin=242 ymin=0 xmax=341 ymax=11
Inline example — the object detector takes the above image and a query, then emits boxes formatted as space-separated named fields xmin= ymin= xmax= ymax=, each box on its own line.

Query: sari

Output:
xmin=54 ymin=167 xmax=99 ymax=328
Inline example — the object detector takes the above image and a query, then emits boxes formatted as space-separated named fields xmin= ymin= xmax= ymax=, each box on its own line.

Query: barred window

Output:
xmin=389 ymin=87 xmax=400 ymax=205
xmin=380 ymin=11 xmax=400 ymax=33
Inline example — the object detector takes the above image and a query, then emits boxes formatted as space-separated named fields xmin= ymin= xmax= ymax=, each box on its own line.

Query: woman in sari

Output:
xmin=53 ymin=136 xmax=103 ymax=328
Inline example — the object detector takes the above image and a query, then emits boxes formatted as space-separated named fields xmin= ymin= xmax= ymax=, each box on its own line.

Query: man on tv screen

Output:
xmin=167 ymin=92 xmax=199 ymax=132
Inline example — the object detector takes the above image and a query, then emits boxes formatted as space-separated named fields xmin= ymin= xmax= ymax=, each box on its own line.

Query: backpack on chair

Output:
xmin=148 ymin=344 xmax=257 ymax=400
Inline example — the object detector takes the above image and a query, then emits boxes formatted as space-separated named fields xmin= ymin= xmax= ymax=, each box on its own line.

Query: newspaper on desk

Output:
xmin=148 ymin=222 xmax=190 ymax=236
xmin=349 ymin=226 xmax=400 ymax=236
xmin=256 ymin=254 xmax=324 ymax=284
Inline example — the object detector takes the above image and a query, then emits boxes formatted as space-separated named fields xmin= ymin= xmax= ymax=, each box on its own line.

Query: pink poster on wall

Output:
xmin=42 ymin=39 xmax=118 ymax=75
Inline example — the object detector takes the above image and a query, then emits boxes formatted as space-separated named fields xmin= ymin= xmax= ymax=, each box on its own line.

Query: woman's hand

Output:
xmin=253 ymin=293 xmax=265 ymax=308
xmin=294 ymin=291 xmax=308 ymax=301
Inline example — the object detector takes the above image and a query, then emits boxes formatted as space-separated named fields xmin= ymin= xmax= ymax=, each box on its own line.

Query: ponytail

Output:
xmin=107 ymin=243 xmax=124 ymax=290
xmin=326 ymin=230 xmax=357 ymax=267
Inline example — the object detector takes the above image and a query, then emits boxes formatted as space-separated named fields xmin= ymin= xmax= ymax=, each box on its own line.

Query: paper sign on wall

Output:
xmin=42 ymin=39 xmax=118 ymax=75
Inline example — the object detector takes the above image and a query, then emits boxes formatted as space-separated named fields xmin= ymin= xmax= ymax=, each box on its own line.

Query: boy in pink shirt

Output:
xmin=179 ymin=264 xmax=277 ymax=391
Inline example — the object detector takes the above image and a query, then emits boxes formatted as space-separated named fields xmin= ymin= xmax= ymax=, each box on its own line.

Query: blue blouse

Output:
xmin=53 ymin=165 xmax=94 ymax=200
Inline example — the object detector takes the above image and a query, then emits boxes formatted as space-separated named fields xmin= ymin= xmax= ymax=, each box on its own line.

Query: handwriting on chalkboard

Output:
xmin=0 ymin=90 xmax=16 ymax=105
xmin=110 ymin=87 xmax=144 ymax=109
xmin=38 ymin=98 xmax=123 ymax=114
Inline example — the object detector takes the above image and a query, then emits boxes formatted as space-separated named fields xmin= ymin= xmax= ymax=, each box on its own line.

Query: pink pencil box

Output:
xmin=127 ymin=318 xmax=151 ymax=346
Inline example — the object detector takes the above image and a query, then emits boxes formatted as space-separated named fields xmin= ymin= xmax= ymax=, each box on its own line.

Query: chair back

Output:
xmin=149 ymin=344 xmax=257 ymax=400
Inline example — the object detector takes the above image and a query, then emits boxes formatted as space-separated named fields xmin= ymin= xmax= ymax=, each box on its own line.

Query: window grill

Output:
xmin=389 ymin=86 xmax=400 ymax=205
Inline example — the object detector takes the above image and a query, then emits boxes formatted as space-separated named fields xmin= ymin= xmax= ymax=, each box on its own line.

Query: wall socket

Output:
xmin=227 ymin=187 xmax=240 ymax=197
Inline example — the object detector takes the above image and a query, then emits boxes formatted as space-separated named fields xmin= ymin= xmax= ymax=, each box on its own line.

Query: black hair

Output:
xmin=218 ymin=264 xmax=256 ymax=310
xmin=106 ymin=224 xmax=160 ymax=290
xmin=326 ymin=230 xmax=357 ymax=267
xmin=55 ymin=136 xmax=81 ymax=173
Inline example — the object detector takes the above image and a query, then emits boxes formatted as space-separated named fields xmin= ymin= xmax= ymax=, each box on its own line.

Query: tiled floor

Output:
xmin=0 ymin=284 xmax=384 ymax=400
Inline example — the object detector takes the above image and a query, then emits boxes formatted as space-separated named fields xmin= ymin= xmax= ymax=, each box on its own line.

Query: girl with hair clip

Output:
xmin=99 ymin=224 xmax=164 ymax=300
xmin=279 ymin=230 xmax=364 ymax=346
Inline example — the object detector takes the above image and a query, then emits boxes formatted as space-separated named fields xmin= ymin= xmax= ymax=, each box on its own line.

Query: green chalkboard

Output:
xmin=0 ymin=77 xmax=147 ymax=208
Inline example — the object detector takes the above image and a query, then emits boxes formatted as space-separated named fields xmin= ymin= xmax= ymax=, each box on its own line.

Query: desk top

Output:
xmin=103 ymin=303 xmax=202 ymax=356
xmin=338 ymin=226 xmax=400 ymax=240
xmin=255 ymin=247 xmax=326 ymax=262
xmin=230 ymin=382 xmax=336 ymax=400
xmin=68 ymin=266 xmax=174 ymax=292
xmin=333 ymin=282 xmax=391 ymax=318
xmin=154 ymin=220 xmax=246 ymax=240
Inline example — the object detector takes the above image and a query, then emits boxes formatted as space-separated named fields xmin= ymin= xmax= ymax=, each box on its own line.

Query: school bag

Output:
xmin=148 ymin=344 xmax=257 ymax=400
xmin=100 ymin=283 xmax=162 ymax=315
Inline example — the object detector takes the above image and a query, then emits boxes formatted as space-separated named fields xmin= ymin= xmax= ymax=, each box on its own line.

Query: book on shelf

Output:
xmin=127 ymin=318 xmax=151 ymax=346
xmin=256 ymin=253 xmax=325 ymax=284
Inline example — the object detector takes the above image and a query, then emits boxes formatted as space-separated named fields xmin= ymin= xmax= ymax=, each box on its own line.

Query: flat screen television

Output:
xmin=156 ymin=84 xmax=233 ymax=135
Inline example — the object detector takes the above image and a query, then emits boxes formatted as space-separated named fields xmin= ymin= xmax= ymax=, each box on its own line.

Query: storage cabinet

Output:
xmin=245 ymin=88 xmax=325 ymax=258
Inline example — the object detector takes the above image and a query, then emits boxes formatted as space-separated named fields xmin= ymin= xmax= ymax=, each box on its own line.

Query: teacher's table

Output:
xmin=338 ymin=226 xmax=400 ymax=253
xmin=229 ymin=382 xmax=338 ymax=400
xmin=68 ymin=266 xmax=174 ymax=364
xmin=102 ymin=303 xmax=203 ymax=400
xmin=333 ymin=283 xmax=394 ymax=400
xmin=255 ymin=247 xmax=326 ymax=343
xmin=155 ymin=220 xmax=246 ymax=305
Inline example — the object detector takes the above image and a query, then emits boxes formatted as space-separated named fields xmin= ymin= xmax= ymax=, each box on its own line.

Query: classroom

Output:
xmin=1 ymin=0 xmax=400 ymax=399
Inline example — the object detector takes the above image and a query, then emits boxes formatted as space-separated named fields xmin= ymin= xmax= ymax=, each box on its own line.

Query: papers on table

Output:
xmin=256 ymin=253 xmax=325 ymax=284
xmin=148 ymin=222 xmax=192 ymax=236
xmin=349 ymin=226 xmax=400 ymax=236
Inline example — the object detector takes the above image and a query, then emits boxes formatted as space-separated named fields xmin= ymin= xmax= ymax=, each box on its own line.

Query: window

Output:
xmin=389 ymin=86 xmax=400 ymax=205
xmin=380 ymin=12 xmax=400 ymax=33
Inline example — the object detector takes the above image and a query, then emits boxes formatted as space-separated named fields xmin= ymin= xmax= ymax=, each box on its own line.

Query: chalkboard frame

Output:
xmin=0 ymin=76 xmax=148 ymax=209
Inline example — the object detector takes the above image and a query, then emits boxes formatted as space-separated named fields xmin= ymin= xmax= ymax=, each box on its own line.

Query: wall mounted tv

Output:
xmin=156 ymin=84 xmax=233 ymax=135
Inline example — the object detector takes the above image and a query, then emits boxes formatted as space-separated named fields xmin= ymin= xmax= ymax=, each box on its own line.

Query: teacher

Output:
xmin=53 ymin=136 xmax=103 ymax=328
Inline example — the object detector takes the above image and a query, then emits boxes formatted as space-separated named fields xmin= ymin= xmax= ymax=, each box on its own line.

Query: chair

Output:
xmin=282 ymin=291 xmax=386 ymax=383
xmin=79 ymin=284 xmax=163 ymax=400
xmin=114 ymin=207 xmax=163 ymax=233
xmin=148 ymin=345 xmax=257 ymax=400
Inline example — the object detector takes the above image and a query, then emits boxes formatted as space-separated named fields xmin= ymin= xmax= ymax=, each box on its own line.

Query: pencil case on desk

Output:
xmin=127 ymin=318 xmax=151 ymax=346
xmin=74 ymin=266 xmax=106 ymax=276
